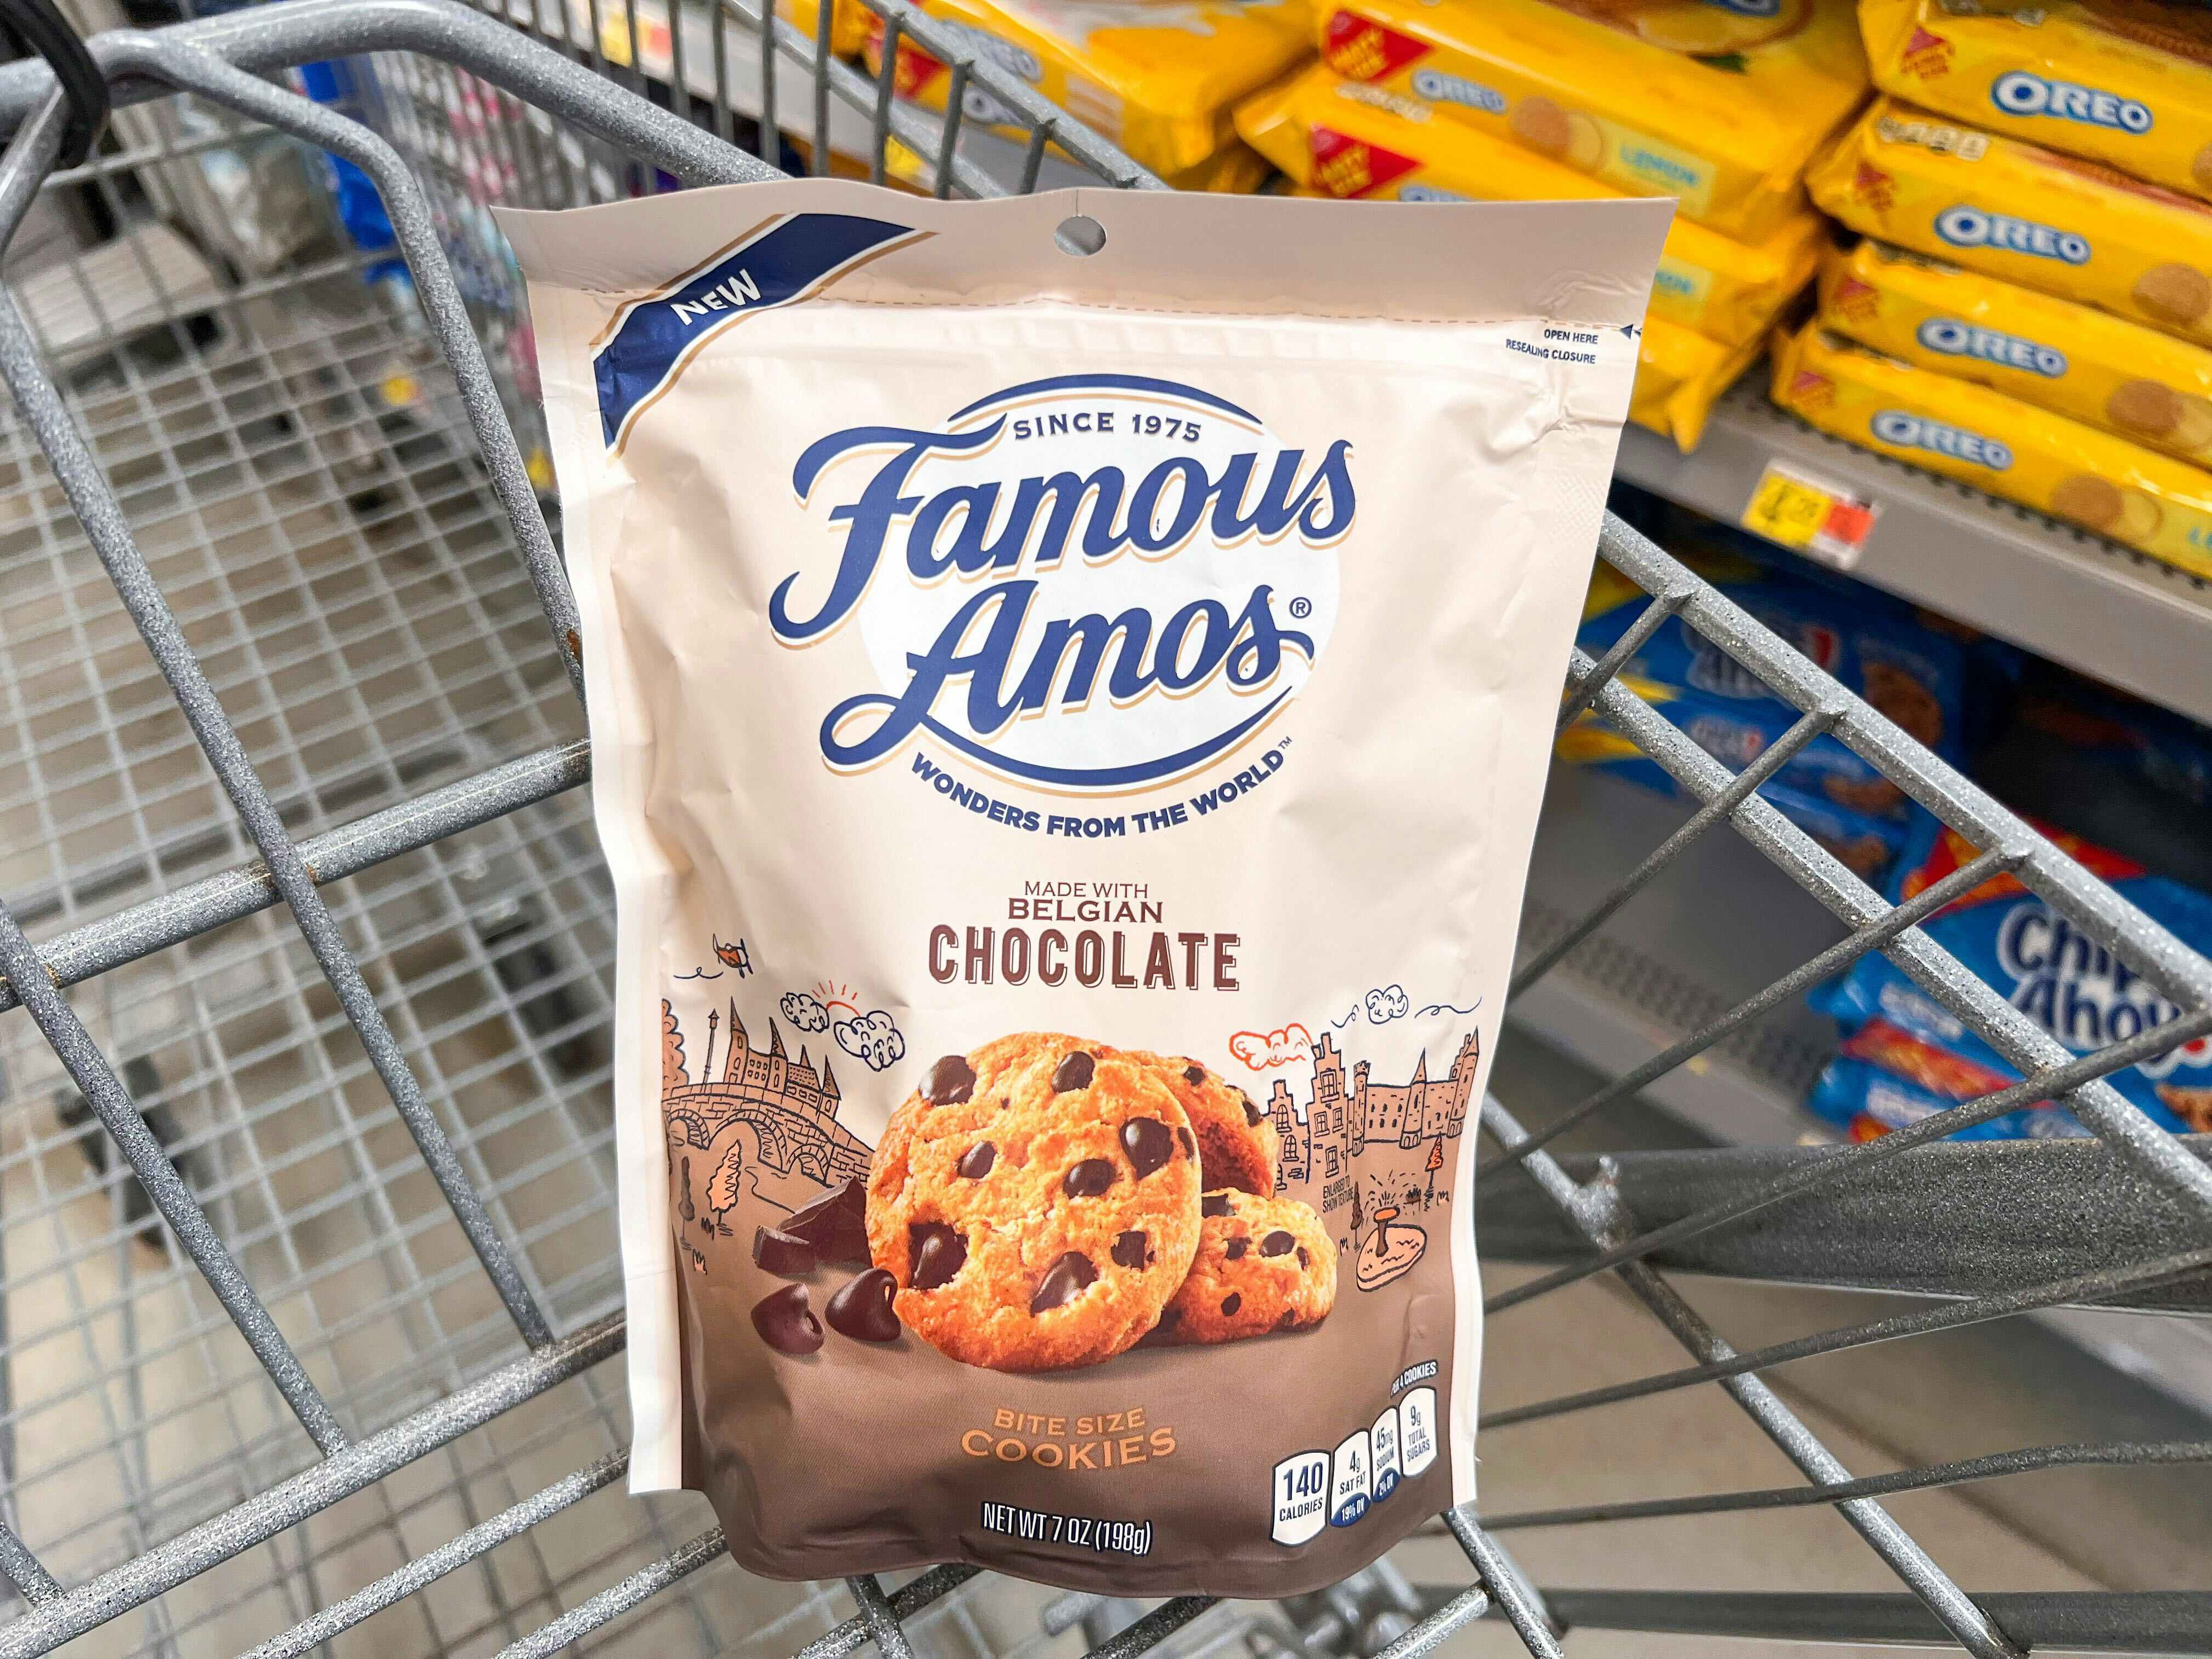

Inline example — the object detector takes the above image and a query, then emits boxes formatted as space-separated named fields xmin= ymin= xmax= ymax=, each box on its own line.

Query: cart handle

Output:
xmin=0 ymin=0 xmax=104 ymax=166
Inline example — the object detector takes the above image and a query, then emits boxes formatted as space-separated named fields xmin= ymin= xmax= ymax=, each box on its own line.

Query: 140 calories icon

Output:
xmin=1270 ymin=1386 xmax=1437 ymax=1545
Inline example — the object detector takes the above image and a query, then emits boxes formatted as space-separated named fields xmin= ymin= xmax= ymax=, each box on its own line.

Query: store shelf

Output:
xmin=1617 ymin=377 xmax=2212 ymax=728
xmin=1507 ymin=765 xmax=2212 ymax=1418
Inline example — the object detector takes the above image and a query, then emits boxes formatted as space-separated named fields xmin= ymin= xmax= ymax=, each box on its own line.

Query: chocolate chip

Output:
xmin=826 ymin=1268 xmax=901 ymax=1342
xmin=1238 ymin=1090 xmax=1262 ymax=1127
xmin=1223 ymin=1235 xmax=1249 ymax=1260
xmin=1063 ymin=1158 xmax=1116 ymax=1198
xmin=1202 ymin=1193 xmax=1232 ymax=1217
xmin=1052 ymin=1052 xmax=1095 ymax=1092
xmin=781 ymin=1177 xmax=871 ymax=1266
xmin=751 ymin=1283 xmax=822 ymax=1355
xmin=1030 ymin=1251 xmax=1097 ymax=1314
xmin=956 ymin=1142 xmax=995 ymax=1179
xmin=1111 ymin=1230 xmax=1150 ymax=1269
xmin=1182 ymin=1063 xmax=1205 ymax=1086
xmin=752 ymin=1226 xmax=816 ymax=1277
xmin=1297 ymin=1247 xmax=1311 ymax=1269
xmin=1220 ymin=1291 xmax=1242 ymax=1317
xmin=1121 ymin=1118 xmax=1172 ymax=1176
xmin=1261 ymin=1230 xmax=1296 ymax=1257
xmin=1278 ymin=1308 xmax=1299 ymax=1329
xmin=909 ymin=1222 xmax=966 ymax=1290
xmin=1139 ymin=1306 xmax=1182 ymax=1346
xmin=1177 ymin=1126 xmax=1197 ymax=1162
xmin=923 ymin=1054 xmax=976 ymax=1105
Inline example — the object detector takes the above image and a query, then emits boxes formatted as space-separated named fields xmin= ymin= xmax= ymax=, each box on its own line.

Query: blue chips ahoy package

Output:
xmin=1810 ymin=819 xmax=2212 ymax=1139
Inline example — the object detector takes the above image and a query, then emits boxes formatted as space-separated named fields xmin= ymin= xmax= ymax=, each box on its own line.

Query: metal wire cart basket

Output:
xmin=0 ymin=0 xmax=2205 ymax=1653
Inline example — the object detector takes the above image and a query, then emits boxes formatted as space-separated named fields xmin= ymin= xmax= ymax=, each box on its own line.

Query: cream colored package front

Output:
xmin=504 ymin=180 xmax=1667 ymax=1595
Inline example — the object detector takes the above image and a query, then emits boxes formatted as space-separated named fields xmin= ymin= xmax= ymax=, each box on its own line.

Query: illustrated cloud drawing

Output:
xmin=780 ymin=991 xmax=830 ymax=1032
xmin=835 ymin=1009 xmax=906 ymax=1071
xmin=1364 ymin=985 xmax=1410 ymax=1023
xmin=1229 ymin=1024 xmax=1313 ymax=1070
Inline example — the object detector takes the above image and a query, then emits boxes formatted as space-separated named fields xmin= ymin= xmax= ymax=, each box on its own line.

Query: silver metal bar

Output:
xmin=847 ymin=1575 xmax=917 ymax=1659
xmin=1489 ymin=845 xmax=2017 ymax=1176
xmin=1485 ymin=1008 xmax=2212 ymax=1317
xmin=0 ymin=208 xmax=556 ymax=1348
xmin=867 ymin=12 xmax=899 ymax=186
xmin=1598 ymin=514 xmax=2212 ymax=1019
xmin=1084 ymin=1598 xmax=1220 ymax=1659
xmin=1481 ymin=1247 xmax=2212 ymax=1428
xmin=1556 ymin=586 xmax=1689 ymax=733
xmin=492 ymin=1526 xmax=727 ymax=1659
xmin=0 ymin=741 xmax=588 ymax=1014
xmin=0 ymin=1314 xmax=624 ymax=1659
xmin=930 ymin=58 xmax=968 ymax=200
xmin=1506 ymin=1588 xmax=2212 ymax=1653
xmin=792 ymin=1568 xmax=985 ymax=1659
xmin=242 ymin=1453 xmax=628 ymax=1659
xmin=1483 ymin=1439 xmax=2212 ymax=1531
xmin=0 ymin=1530 xmax=56 ymax=1607
xmin=1480 ymin=1097 xmax=2025 ymax=1659
xmin=1369 ymin=1587 xmax=1487 ymax=1659
xmin=1442 ymin=1512 xmax=1560 ymax=1659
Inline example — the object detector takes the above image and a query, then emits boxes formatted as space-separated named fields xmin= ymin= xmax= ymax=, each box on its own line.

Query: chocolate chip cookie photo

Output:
xmin=1152 ymin=1190 xmax=1336 ymax=1347
xmin=865 ymin=1033 xmax=1203 ymax=1372
xmin=1126 ymin=1049 xmax=1281 ymax=1195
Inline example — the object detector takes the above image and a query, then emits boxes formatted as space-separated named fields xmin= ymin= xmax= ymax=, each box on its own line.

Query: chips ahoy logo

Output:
xmin=773 ymin=376 xmax=1350 ymax=789
xmin=1995 ymin=903 xmax=2199 ymax=1072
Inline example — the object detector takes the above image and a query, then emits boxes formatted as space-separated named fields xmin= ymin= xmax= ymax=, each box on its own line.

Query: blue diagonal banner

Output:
xmin=593 ymin=212 xmax=923 ymax=450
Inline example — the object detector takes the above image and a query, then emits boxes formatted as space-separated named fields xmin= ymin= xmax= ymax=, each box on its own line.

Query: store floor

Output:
xmin=1389 ymin=1028 xmax=2209 ymax=1656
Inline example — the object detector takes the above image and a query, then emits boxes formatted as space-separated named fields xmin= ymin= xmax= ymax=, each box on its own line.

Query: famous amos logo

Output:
xmin=774 ymin=375 xmax=1351 ymax=791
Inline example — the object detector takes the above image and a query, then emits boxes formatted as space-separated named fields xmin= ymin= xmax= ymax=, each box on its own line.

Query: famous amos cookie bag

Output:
xmin=505 ymin=182 xmax=1669 ymax=1592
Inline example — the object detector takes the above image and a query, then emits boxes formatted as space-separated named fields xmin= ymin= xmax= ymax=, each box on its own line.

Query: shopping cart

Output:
xmin=0 ymin=1 xmax=2203 ymax=1654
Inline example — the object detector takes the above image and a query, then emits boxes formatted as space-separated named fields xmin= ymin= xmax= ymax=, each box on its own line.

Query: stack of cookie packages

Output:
xmin=1786 ymin=2 xmax=2212 ymax=574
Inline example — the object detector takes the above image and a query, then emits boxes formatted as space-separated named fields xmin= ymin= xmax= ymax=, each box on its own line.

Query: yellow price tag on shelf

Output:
xmin=1742 ymin=461 xmax=1880 ymax=570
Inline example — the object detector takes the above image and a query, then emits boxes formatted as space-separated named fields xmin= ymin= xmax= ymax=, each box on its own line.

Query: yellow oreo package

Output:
xmin=1633 ymin=315 xmax=1762 ymax=452
xmin=780 ymin=0 xmax=870 ymax=58
xmin=1235 ymin=64 xmax=1824 ymax=346
xmin=1820 ymin=239 xmax=2212 ymax=466
xmin=1809 ymin=98 xmax=2212 ymax=347
xmin=1861 ymin=0 xmax=2212 ymax=202
xmin=874 ymin=0 xmax=1313 ymax=175
xmin=1771 ymin=323 xmax=2212 ymax=579
xmin=1314 ymin=0 xmax=1870 ymax=240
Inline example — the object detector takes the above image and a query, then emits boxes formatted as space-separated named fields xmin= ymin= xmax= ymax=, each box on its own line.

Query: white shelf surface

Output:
xmin=1617 ymin=378 xmax=2212 ymax=728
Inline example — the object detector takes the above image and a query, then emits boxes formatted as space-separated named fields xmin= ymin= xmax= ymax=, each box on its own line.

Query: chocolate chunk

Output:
xmin=1182 ymin=1063 xmax=1205 ymax=1086
xmin=782 ymin=1177 xmax=870 ymax=1265
xmin=1297 ymin=1246 xmax=1311 ymax=1269
xmin=1202 ymin=1193 xmax=1232 ymax=1217
xmin=1138 ymin=1306 xmax=1181 ymax=1346
xmin=1052 ymin=1051 xmax=1095 ymax=1092
xmin=826 ymin=1268 xmax=901 ymax=1342
xmin=1111 ymin=1230 xmax=1150 ymax=1269
xmin=1239 ymin=1090 xmax=1262 ymax=1127
xmin=752 ymin=1226 xmax=817 ymax=1277
xmin=1121 ymin=1118 xmax=1173 ymax=1176
xmin=751 ymin=1283 xmax=822 ymax=1355
xmin=1223 ymin=1235 xmax=1249 ymax=1260
xmin=1277 ymin=1308 xmax=1298 ymax=1329
xmin=909 ymin=1222 xmax=966 ymax=1290
xmin=1063 ymin=1158 xmax=1116 ymax=1198
xmin=1261 ymin=1230 xmax=1296 ymax=1257
xmin=956 ymin=1142 xmax=995 ymax=1179
xmin=1220 ymin=1291 xmax=1242 ymax=1317
xmin=923 ymin=1054 xmax=976 ymax=1105
xmin=1030 ymin=1251 xmax=1097 ymax=1314
xmin=1177 ymin=1126 xmax=1197 ymax=1162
